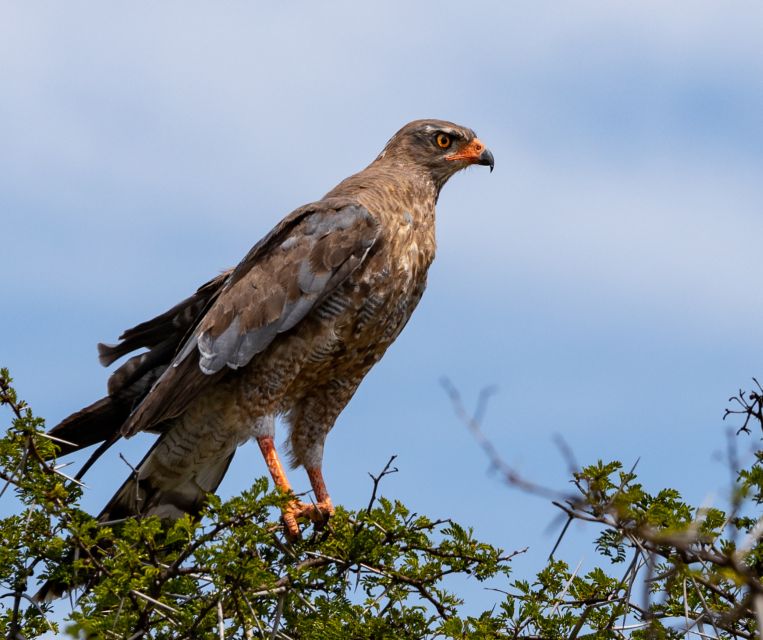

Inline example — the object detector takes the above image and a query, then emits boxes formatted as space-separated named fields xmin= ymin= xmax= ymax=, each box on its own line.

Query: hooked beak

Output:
xmin=445 ymin=137 xmax=495 ymax=172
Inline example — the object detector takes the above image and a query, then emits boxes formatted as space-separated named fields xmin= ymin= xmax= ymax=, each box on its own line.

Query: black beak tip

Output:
xmin=478 ymin=148 xmax=495 ymax=172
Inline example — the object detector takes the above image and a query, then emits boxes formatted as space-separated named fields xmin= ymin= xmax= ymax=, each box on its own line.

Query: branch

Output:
xmin=441 ymin=378 xmax=569 ymax=501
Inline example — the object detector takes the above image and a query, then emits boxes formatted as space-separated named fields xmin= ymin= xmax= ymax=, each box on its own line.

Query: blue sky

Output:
xmin=2 ymin=0 xmax=763 ymax=618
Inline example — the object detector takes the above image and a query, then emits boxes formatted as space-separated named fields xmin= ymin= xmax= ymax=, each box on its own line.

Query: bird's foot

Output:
xmin=282 ymin=498 xmax=335 ymax=541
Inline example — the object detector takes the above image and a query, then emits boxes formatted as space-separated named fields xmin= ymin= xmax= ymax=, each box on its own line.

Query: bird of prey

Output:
xmin=48 ymin=119 xmax=494 ymax=541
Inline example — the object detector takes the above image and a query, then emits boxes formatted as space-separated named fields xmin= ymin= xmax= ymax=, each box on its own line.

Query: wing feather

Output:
xmin=121 ymin=201 xmax=379 ymax=436
xmin=45 ymin=270 xmax=231 ymax=459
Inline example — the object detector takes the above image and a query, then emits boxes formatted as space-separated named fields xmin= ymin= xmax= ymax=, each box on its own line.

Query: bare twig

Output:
xmin=270 ymin=592 xmax=286 ymax=640
xmin=550 ymin=557 xmax=583 ymax=616
xmin=366 ymin=455 xmax=398 ymax=513
xmin=441 ymin=378 xmax=563 ymax=500
xmin=217 ymin=599 xmax=225 ymax=640
xmin=129 ymin=589 xmax=179 ymax=615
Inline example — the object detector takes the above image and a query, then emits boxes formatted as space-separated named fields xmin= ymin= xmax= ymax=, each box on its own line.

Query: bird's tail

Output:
xmin=35 ymin=443 xmax=235 ymax=602
xmin=98 ymin=444 xmax=236 ymax=523
xmin=37 ymin=270 xmax=234 ymax=601
xmin=44 ymin=270 xmax=231 ymax=464
xmin=47 ymin=396 xmax=127 ymax=456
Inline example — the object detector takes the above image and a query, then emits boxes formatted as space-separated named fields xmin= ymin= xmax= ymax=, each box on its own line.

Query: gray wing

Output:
xmin=122 ymin=201 xmax=380 ymax=436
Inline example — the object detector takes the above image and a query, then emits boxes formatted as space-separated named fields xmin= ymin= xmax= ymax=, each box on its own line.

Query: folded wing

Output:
xmin=121 ymin=201 xmax=380 ymax=436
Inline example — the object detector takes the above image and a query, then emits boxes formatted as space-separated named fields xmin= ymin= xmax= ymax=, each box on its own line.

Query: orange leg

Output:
xmin=256 ymin=435 xmax=301 ymax=539
xmin=256 ymin=437 xmax=335 ymax=539
xmin=256 ymin=435 xmax=293 ymax=494
xmin=305 ymin=467 xmax=335 ymax=523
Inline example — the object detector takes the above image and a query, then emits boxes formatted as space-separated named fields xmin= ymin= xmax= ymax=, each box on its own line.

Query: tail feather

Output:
xmin=47 ymin=397 xmax=127 ymax=457
xmin=45 ymin=355 xmax=168 ymax=459
xmin=47 ymin=271 xmax=230 ymax=458
xmin=37 ymin=271 xmax=233 ymax=601
xmin=106 ymin=339 xmax=174 ymax=397
xmin=100 ymin=447 xmax=236 ymax=522
xmin=98 ymin=271 xmax=231 ymax=367
xmin=35 ymin=443 xmax=236 ymax=602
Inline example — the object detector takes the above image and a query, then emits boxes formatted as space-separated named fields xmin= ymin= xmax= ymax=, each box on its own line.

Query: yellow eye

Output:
xmin=436 ymin=133 xmax=452 ymax=149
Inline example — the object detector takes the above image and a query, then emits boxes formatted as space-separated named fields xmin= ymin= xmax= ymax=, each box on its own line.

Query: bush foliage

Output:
xmin=2 ymin=366 xmax=762 ymax=639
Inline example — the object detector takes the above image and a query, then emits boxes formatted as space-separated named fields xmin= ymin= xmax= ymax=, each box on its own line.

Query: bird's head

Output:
xmin=377 ymin=119 xmax=494 ymax=190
